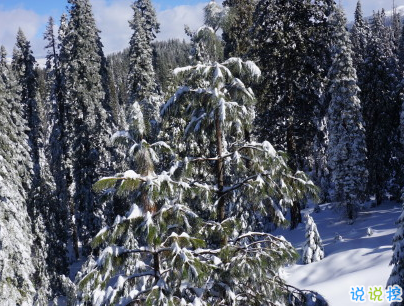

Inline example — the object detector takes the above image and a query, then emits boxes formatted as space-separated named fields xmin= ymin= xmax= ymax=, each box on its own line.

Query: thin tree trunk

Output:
xmin=287 ymin=118 xmax=302 ymax=229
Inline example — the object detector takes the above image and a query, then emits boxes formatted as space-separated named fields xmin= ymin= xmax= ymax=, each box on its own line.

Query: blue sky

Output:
xmin=1 ymin=0 xmax=403 ymax=19
xmin=0 ymin=0 xmax=403 ymax=59
xmin=0 ymin=0 xmax=206 ymax=14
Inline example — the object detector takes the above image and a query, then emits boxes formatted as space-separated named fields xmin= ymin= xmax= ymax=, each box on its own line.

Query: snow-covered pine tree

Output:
xmin=59 ymin=0 xmax=115 ymax=257
xmin=12 ymin=29 xmax=42 ymax=184
xmin=251 ymin=0 xmax=337 ymax=228
xmin=127 ymin=0 xmax=161 ymax=141
xmin=75 ymin=58 xmax=319 ymax=305
xmin=162 ymin=59 xmax=317 ymax=229
xmin=43 ymin=16 xmax=71 ymax=296
xmin=387 ymin=203 xmax=404 ymax=304
xmin=11 ymin=29 xmax=60 ymax=303
xmin=185 ymin=2 xmax=224 ymax=65
xmin=204 ymin=0 xmax=226 ymax=33
xmin=222 ymin=0 xmax=257 ymax=58
xmin=350 ymin=1 xmax=370 ymax=70
xmin=326 ymin=8 xmax=368 ymax=220
xmin=361 ymin=10 xmax=400 ymax=205
xmin=0 ymin=45 xmax=37 ymax=305
xmin=302 ymin=214 xmax=324 ymax=264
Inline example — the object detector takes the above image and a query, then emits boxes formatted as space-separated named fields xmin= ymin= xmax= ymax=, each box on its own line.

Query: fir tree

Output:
xmin=75 ymin=58 xmax=318 ymax=305
xmin=12 ymin=29 xmax=41 ymax=183
xmin=127 ymin=0 xmax=160 ymax=141
xmin=327 ymin=9 xmax=368 ymax=219
xmin=361 ymin=11 xmax=400 ymax=205
xmin=12 ymin=29 xmax=60 ymax=302
xmin=302 ymin=214 xmax=324 ymax=264
xmin=252 ymin=0 xmax=337 ymax=228
xmin=0 ymin=45 xmax=37 ymax=305
xmin=43 ymin=16 xmax=71 ymax=295
xmin=350 ymin=1 xmax=370 ymax=70
xmin=204 ymin=0 xmax=226 ymax=33
xmin=59 ymin=0 xmax=115 ymax=257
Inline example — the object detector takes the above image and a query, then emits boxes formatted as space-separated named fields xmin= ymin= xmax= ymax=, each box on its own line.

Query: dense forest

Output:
xmin=1 ymin=0 xmax=404 ymax=305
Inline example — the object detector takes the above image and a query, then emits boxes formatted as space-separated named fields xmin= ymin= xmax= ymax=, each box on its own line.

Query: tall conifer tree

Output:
xmin=327 ymin=8 xmax=368 ymax=219
xmin=361 ymin=11 xmax=400 ymax=205
xmin=0 ymin=45 xmax=37 ymax=305
xmin=350 ymin=1 xmax=370 ymax=70
xmin=252 ymin=0 xmax=336 ymax=228
xmin=127 ymin=0 xmax=160 ymax=141
xmin=59 ymin=0 xmax=115 ymax=257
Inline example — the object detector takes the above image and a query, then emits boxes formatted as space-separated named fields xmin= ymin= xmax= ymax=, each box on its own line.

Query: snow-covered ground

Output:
xmin=276 ymin=201 xmax=402 ymax=306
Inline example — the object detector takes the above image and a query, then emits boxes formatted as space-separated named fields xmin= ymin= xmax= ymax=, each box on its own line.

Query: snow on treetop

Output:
xmin=196 ymin=25 xmax=215 ymax=35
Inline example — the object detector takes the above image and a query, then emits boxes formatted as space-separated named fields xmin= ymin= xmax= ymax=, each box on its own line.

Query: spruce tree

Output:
xmin=327 ymin=9 xmax=368 ymax=219
xmin=43 ymin=16 xmax=71 ymax=294
xmin=12 ymin=29 xmax=41 ymax=182
xmin=0 ymin=45 xmax=37 ymax=305
xmin=302 ymin=214 xmax=324 ymax=264
xmin=127 ymin=0 xmax=160 ymax=141
xmin=59 ymin=0 xmax=115 ymax=257
xmin=350 ymin=1 xmax=370 ymax=70
xmin=361 ymin=11 xmax=400 ymax=205
xmin=12 ymin=29 xmax=61 ymax=302
xmin=252 ymin=0 xmax=337 ymax=228
xmin=75 ymin=58 xmax=318 ymax=305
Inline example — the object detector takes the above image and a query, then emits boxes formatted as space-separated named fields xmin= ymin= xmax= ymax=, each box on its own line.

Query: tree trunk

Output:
xmin=287 ymin=119 xmax=302 ymax=229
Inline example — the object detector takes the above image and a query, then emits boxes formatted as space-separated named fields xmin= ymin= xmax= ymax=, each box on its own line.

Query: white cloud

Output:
xmin=93 ymin=0 xmax=206 ymax=54
xmin=0 ymin=8 xmax=46 ymax=58
xmin=92 ymin=0 xmax=132 ymax=54
xmin=156 ymin=3 xmax=206 ymax=41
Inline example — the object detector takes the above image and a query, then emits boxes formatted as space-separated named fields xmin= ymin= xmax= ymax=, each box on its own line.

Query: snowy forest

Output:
xmin=2 ymin=0 xmax=404 ymax=304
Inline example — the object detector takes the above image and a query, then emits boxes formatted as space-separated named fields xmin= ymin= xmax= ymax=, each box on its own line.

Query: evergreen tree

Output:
xmin=361 ymin=10 xmax=400 ymax=205
xmin=75 ymin=58 xmax=318 ymax=305
xmin=327 ymin=9 xmax=368 ymax=219
xmin=12 ymin=29 xmax=41 ymax=183
xmin=204 ymin=0 xmax=226 ymax=33
xmin=350 ymin=1 xmax=370 ymax=70
xmin=127 ymin=0 xmax=160 ymax=141
xmin=387 ymin=203 xmax=404 ymax=305
xmin=59 ymin=0 xmax=115 ymax=257
xmin=12 ymin=29 xmax=60 ymax=303
xmin=252 ymin=0 xmax=336 ymax=228
xmin=0 ymin=45 xmax=37 ymax=305
xmin=222 ymin=0 xmax=257 ymax=58
xmin=43 ymin=16 xmax=71 ymax=295
xmin=185 ymin=25 xmax=224 ymax=65
xmin=185 ymin=2 xmax=225 ymax=65
xmin=302 ymin=214 xmax=324 ymax=264
xmin=153 ymin=39 xmax=191 ymax=92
